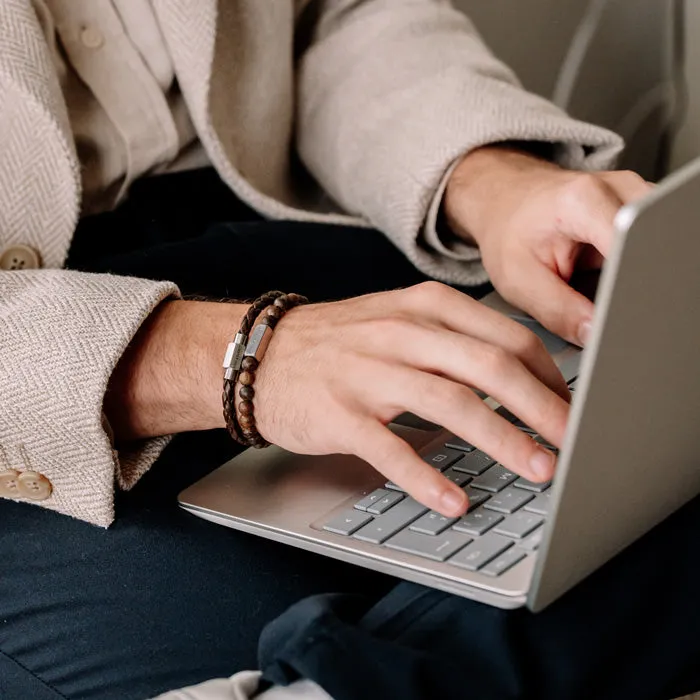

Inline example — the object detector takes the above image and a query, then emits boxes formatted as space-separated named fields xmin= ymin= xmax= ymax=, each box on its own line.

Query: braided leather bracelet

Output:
xmin=222 ymin=292 xmax=308 ymax=448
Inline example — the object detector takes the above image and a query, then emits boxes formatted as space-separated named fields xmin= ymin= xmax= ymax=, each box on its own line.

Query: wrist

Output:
xmin=444 ymin=145 xmax=559 ymax=247
xmin=105 ymin=299 xmax=247 ymax=441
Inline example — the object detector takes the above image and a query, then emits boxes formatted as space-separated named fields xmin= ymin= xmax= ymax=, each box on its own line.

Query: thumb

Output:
xmin=503 ymin=255 xmax=596 ymax=347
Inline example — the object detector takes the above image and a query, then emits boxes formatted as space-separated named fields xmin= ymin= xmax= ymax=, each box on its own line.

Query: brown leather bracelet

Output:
xmin=222 ymin=292 xmax=308 ymax=448
xmin=222 ymin=291 xmax=285 ymax=443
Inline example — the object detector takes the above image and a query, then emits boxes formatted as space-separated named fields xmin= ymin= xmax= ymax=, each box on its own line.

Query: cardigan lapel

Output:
xmin=0 ymin=0 xmax=80 ymax=267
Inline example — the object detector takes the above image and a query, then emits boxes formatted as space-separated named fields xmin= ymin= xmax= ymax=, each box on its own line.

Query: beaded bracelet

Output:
xmin=222 ymin=292 xmax=308 ymax=448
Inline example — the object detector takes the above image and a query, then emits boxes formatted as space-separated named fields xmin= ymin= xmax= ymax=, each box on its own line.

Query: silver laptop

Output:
xmin=179 ymin=157 xmax=700 ymax=612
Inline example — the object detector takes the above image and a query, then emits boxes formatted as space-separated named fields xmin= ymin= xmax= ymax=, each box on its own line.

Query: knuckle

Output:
xmin=512 ymin=324 xmax=545 ymax=358
xmin=478 ymin=344 xmax=515 ymax=377
xmin=407 ymin=280 xmax=450 ymax=305
xmin=560 ymin=173 xmax=603 ymax=208
xmin=618 ymin=169 xmax=646 ymax=184
xmin=424 ymin=379 xmax=469 ymax=416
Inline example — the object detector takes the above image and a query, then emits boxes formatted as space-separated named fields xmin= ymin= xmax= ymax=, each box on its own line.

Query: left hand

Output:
xmin=443 ymin=146 xmax=652 ymax=346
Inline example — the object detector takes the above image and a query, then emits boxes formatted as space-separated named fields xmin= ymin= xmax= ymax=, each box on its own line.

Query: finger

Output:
xmin=351 ymin=419 xmax=469 ymax=517
xmin=376 ymin=366 xmax=559 ymax=483
xmin=599 ymin=170 xmax=653 ymax=204
xmin=400 ymin=283 xmax=570 ymax=401
xmin=503 ymin=254 xmax=596 ymax=347
xmin=362 ymin=322 xmax=570 ymax=443
xmin=556 ymin=174 xmax=624 ymax=258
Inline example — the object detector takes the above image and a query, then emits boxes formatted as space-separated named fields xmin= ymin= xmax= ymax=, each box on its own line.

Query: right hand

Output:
xmin=254 ymin=282 xmax=571 ymax=517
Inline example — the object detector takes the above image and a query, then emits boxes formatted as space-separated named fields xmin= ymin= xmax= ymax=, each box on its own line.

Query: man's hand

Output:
xmin=444 ymin=146 xmax=652 ymax=346
xmin=106 ymin=287 xmax=570 ymax=519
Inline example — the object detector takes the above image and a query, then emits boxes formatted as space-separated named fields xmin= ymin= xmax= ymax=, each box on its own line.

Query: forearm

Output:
xmin=104 ymin=300 xmax=247 ymax=442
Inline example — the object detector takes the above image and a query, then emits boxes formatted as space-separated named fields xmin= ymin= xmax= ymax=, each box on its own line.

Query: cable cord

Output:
xmin=552 ymin=0 xmax=687 ymax=177
xmin=552 ymin=0 xmax=611 ymax=110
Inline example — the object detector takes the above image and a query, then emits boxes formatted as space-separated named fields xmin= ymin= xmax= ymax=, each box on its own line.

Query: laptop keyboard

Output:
xmin=322 ymin=380 xmax=576 ymax=578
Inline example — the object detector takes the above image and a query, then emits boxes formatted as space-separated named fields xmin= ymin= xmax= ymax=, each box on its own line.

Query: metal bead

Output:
xmin=273 ymin=297 xmax=288 ymax=311
xmin=266 ymin=306 xmax=283 ymax=321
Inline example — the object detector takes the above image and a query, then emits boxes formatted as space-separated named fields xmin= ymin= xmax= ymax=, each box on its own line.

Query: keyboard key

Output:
xmin=355 ymin=488 xmax=390 ymax=512
xmin=452 ymin=509 xmax=504 ymax=536
xmin=496 ymin=406 xmax=536 ymax=433
xmin=323 ymin=509 xmax=374 ymax=536
xmin=367 ymin=491 xmax=405 ymax=515
xmin=386 ymin=529 xmax=472 ymax=562
xmin=524 ymin=491 xmax=555 ymax=516
xmin=410 ymin=511 xmax=458 ymax=535
xmin=483 ymin=486 xmax=534 ymax=514
xmin=514 ymin=477 xmax=551 ymax=493
xmin=463 ymin=486 xmax=491 ymax=512
xmin=481 ymin=549 xmax=527 ymax=577
xmin=441 ymin=468 xmax=472 ymax=488
xmin=448 ymin=533 xmax=514 ymax=571
xmin=353 ymin=498 xmax=428 ymax=544
xmin=520 ymin=526 xmax=544 ymax=551
xmin=470 ymin=465 xmax=518 ymax=493
xmin=421 ymin=447 xmax=464 ymax=472
xmin=443 ymin=435 xmax=475 ymax=452
xmin=451 ymin=451 xmax=495 ymax=476
xmin=493 ymin=511 xmax=544 ymax=538
xmin=385 ymin=481 xmax=405 ymax=492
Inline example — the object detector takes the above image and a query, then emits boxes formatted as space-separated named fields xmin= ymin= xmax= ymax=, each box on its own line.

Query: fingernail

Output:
xmin=578 ymin=319 xmax=592 ymax=347
xmin=529 ymin=448 xmax=555 ymax=480
xmin=441 ymin=488 xmax=467 ymax=515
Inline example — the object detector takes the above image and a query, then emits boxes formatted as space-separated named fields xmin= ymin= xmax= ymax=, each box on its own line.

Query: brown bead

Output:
xmin=287 ymin=293 xmax=307 ymax=307
xmin=260 ymin=315 xmax=276 ymax=328
xmin=241 ymin=428 xmax=256 ymax=439
xmin=241 ymin=356 xmax=259 ymax=372
xmin=273 ymin=297 xmax=288 ymax=311
xmin=239 ymin=371 xmax=254 ymax=386
xmin=239 ymin=413 xmax=255 ymax=428
xmin=239 ymin=385 xmax=255 ymax=400
xmin=239 ymin=400 xmax=254 ymax=416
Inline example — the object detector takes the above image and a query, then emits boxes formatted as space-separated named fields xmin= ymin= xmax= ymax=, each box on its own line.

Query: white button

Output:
xmin=80 ymin=26 xmax=104 ymax=49
xmin=18 ymin=471 xmax=53 ymax=501
xmin=0 ymin=469 xmax=21 ymax=498
xmin=0 ymin=245 xmax=41 ymax=271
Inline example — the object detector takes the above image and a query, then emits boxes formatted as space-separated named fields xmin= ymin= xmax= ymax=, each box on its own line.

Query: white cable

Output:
xmin=614 ymin=82 xmax=675 ymax=142
xmin=552 ymin=0 xmax=611 ymax=110
xmin=668 ymin=0 xmax=689 ymax=145
xmin=553 ymin=0 xmax=687 ymax=174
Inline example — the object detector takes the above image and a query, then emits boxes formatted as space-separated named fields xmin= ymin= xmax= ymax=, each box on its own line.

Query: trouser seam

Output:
xmin=0 ymin=647 xmax=69 ymax=699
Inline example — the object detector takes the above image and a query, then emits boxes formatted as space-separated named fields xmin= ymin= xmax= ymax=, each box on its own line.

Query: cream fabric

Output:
xmin=35 ymin=0 xmax=205 ymax=215
xmin=0 ymin=0 xmax=623 ymax=527
xmin=152 ymin=670 xmax=331 ymax=700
